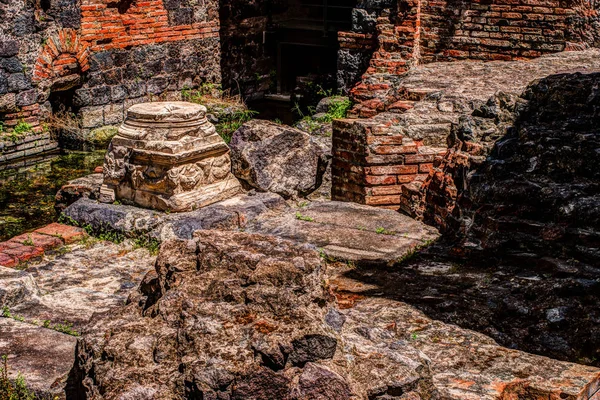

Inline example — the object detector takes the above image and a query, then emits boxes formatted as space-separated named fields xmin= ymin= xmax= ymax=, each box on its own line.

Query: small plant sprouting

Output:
xmin=22 ymin=236 xmax=34 ymax=247
xmin=51 ymin=321 xmax=80 ymax=337
xmin=375 ymin=227 xmax=395 ymax=235
xmin=133 ymin=236 xmax=161 ymax=256
xmin=13 ymin=121 xmax=32 ymax=136
xmin=295 ymin=212 xmax=314 ymax=222
xmin=1 ymin=306 xmax=11 ymax=318
xmin=1 ymin=354 xmax=37 ymax=400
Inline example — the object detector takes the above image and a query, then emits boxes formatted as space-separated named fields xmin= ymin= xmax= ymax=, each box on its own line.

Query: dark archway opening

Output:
xmin=40 ymin=0 xmax=51 ymax=12
xmin=219 ymin=0 xmax=357 ymax=122
xmin=48 ymin=85 xmax=84 ymax=150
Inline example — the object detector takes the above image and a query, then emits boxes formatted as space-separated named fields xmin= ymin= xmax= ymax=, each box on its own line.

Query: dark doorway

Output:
xmin=218 ymin=0 xmax=357 ymax=102
xmin=274 ymin=0 xmax=357 ymax=95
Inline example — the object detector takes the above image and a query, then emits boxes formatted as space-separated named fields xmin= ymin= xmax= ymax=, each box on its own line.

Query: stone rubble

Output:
xmin=230 ymin=120 xmax=329 ymax=199
xmin=68 ymin=230 xmax=600 ymax=400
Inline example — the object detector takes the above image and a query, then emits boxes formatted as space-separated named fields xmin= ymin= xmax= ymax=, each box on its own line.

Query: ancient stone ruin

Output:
xmin=1 ymin=0 xmax=600 ymax=399
xmin=101 ymin=101 xmax=241 ymax=211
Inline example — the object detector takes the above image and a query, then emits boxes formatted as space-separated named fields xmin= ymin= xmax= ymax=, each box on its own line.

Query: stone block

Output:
xmin=102 ymin=102 xmax=242 ymax=212
xmin=7 ymin=73 xmax=31 ymax=92
xmin=103 ymin=103 xmax=124 ymax=125
xmin=0 ymin=40 xmax=19 ymax=57
xmin=80 ymin=106 xmax=104 ymax=129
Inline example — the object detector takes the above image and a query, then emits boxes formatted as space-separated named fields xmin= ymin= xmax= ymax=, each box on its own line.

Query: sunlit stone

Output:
xmin=100 ymin=101 xmax=242 ymax=212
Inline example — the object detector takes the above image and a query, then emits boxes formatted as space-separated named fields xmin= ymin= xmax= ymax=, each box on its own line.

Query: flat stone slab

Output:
xmin=0 ymin=318 xmax=77 ymax=399
xmin=0 ymin=239 xmax=157 ymax=397
xmin=249 ymin=201 xmax=440 ymax=265
xmin=63 ymin=193 xmax=440 ymax=265
xmin=8 ymin=241 xmax=156 ymax=328
xmin=329 ymin=269 xmax=600 ymax=400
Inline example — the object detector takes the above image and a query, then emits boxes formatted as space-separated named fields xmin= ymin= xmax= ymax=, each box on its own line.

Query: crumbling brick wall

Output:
xmin=333 ymin=0 xmax=600 ymax=214
xmin=339 ymin=0 xmax=600 ymax=116
xmin=1 ymin=0 xmax=221 ymax=160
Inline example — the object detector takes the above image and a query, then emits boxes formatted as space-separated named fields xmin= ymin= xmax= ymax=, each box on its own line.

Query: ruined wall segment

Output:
xmin=1 ymin=0 xmax=222 ymax=160
xmin=333 ymin=0 xmax=600 ymax=213
xmin=340 ymin=0 xmax=600 ymax=116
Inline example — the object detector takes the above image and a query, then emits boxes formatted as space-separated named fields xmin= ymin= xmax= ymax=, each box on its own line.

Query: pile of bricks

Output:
xmin=332 ymin=117 xmax=446 ymax=209
xmin=0 ymin=223 xmax=86 ymax=268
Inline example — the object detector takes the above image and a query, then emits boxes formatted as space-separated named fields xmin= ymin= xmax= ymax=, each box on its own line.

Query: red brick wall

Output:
xmin=79 ymin=0 xmax=219 ymax=52
xmin=332 ymin=0 xmax=599 ymax=212
xmin=332 ymin=117 xmax=446 ymax=209
xmin=420 ymin=0 xmax=578 ymax=61
xmin=2 ymin=0 xmax=221 ymax=147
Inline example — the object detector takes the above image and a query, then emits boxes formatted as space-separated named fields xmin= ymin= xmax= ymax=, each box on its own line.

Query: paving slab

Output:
xmin=328 ymin=267 xmax=600 ymax=400
xmin=63 ymin=194 xmax=440 ymax=266
xmin=0 ymin=318 xmax=77 ymax=399
xmin=0 ymin=240 xmax=157 ymax=397
xmin=248 ymin=201 xmax=440 ymax=265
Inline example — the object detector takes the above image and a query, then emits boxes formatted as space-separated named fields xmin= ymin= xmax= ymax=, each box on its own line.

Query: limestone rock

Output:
xmin=55 ymin=173 xmax=103 ymax=213
xmin=0 ymin=319 xmax=77 ymax=399
xmin=69 ymin=230 xmax=435 ymax=399
xmin=101 ymin=102 xmax=242 ymax=212
xmin=249 ymin=200 xmax=440 ymax=266
xmin=0 ymin=266 xmax=40 ymax=308
xmin=230 ymin=120 xmax=328 ymax=198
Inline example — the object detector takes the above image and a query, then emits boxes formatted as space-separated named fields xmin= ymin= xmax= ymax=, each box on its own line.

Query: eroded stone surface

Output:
xmin=101 ymin=101 xmax=242 ymax=212
xmin=0 ymin=240 xmax=157 ymax=397
xmin=69 ymin=231 xmax=600 ymax=400
xmin=8 ymin=242 xmax=157 ymax=328
xmin=69 ymin=231 xmax=436 ymax=399
xmin=248 ymin=201 xmax=440 ymax=265
xmin=0 ymin=318 xmax=77 ymax=399
xmin=63 ymin=194 xmax=439 ymax=266
xmin=230 ymin=120 xmax=328 ymax=198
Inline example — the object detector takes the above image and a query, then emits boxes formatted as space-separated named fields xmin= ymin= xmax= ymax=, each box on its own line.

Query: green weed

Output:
xmin=1 ymin=355 xmax=36 ymax=400
xmin=375 ymin=227 xmax=395 ymax=235
xmin=295 ymin=212 xmax=314 ymax=222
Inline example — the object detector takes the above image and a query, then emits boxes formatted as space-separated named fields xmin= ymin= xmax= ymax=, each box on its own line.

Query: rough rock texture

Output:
xmin=70 ymin=231 xmax=600 ymax=399
xmin=332 ymin=49 xmax=600 ymax=211
xmin=55 ymin=173 xmax=103 ymax=213
xmin=101 ymin=102 xmax=242 ymax=212
xmin=230 ymin=120 xmax=328 ymax=199
xmin=249 ymin=201 xmax=439 ymax=265
xmin=63 ymin=192 xmax=287 ymax=242
xmin=0 ymin=318 xmax=78 ymax=399
xmin=63 ymin=193 xmax=439 ymax=266
xmin=71 ymin=231 xmax=398 ymax=399
xmin=0 ymin=240 xmax=157 ymax=397
xmin=454 ymin=72 xmax=600 ymax=266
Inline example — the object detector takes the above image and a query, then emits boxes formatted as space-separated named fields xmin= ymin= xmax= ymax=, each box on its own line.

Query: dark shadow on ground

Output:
xmin=342 ymin=243 xmax=600 ymax=367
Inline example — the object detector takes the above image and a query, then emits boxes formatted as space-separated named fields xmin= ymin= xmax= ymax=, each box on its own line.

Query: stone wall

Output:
xmin=452 ymin=72 xmax=600 ymax=265
xmin=332 ymin=50 xmax=600 ymax=213
xmin=1 ymin=0 xmax=221 ymax=160
xmin=340 ymin=0 xmax=600 ymax=116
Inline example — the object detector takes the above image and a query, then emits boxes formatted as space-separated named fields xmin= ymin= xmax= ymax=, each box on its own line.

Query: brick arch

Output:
xmin=32 ymin=28 xmax=90 ymax=85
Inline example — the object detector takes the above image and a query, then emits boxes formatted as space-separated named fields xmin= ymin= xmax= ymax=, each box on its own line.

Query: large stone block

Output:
xmin=101 ymin=102 xmax=242 ymax=212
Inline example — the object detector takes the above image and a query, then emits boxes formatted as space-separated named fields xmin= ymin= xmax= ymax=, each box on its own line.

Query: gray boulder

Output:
xmin=230 ymin=120 xmax=328 ymax=198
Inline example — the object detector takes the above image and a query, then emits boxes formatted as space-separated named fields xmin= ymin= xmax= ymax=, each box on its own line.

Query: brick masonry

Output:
xmin=332 ymin=117 xmax=445 ymax=209
xmin=0 ymin=223 xmax=85 ymax=268
xmin=0 ymin=0 xmax=222 ymax=160
xmin=333 ymin=0 xmax=600 ymax=213
xmin=339 ymin=0 xmax=600 ymax=117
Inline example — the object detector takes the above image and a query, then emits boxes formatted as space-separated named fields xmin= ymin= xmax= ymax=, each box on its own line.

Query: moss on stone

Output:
xmin=86 ymin=126 xmax=118 ymax=148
